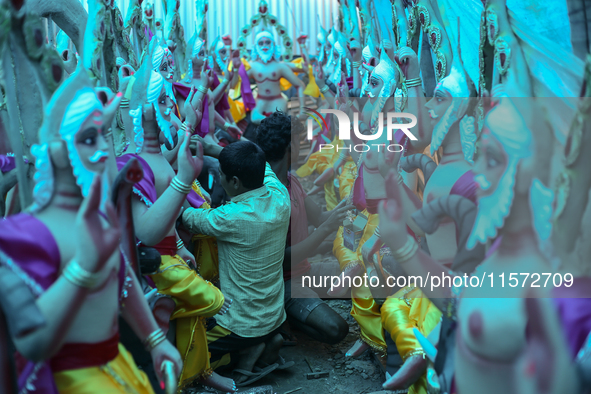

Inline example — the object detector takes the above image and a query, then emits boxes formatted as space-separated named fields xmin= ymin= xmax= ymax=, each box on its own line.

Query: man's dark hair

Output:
xmin=219 ymin=140 xmax=266 ymax=189
xmin=255 ymin=111 xmax=293 ymax=162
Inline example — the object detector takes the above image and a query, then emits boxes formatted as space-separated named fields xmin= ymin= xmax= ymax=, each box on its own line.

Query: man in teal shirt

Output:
xmin=182 ymin=140 xmax=290 ymax=384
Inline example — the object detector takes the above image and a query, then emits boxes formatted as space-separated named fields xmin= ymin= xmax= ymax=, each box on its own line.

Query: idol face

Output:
xmin=425 ymin=91 xmax=453 ymax=128
xmin=194 ymin=47 xmax=206 ymax=68
xmin=74 ymin=109 xmax=109 ymax=173
xmin=257 ymin=38 xmax=272 ymax=55
xmin=365 ymin=74 xmax=383 ymax=104
xmin=158 ymin=57 xmax=174 ymax=82
xmin=473 ymin=128 xmax=508 ymax=200
xmin=156 ymin=87 xmax=178 ymax=149
xmin=218 ymin=47 xmax=228 ymax=63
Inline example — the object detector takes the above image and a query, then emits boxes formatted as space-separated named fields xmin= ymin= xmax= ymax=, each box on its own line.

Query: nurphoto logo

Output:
xmin=305 ymin=108 xmax=418 ymax=152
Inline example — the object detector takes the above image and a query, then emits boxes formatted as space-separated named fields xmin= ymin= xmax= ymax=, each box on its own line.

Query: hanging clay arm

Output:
xmin=0 ymin=169 xmax=17 ymax=217
xmin=378 ymin=170 xmax=452 ymax=310
xmin=411 ymin=195 xmax=485 ymax=275
xmin=484 ymin=0 xmax=532 ymax=96
xmin=515 ymin=295 xmax=579 ymax=394
xmin=0 ymin=261 xmax=46 ymax=342
xmin=552 ymin=60 xmax=591 ymax=276
xmin=399 ymin=153 xmax=436 ymax=184
xmin=111 ymin=157 xmax=143 ymax=277
xmin=0 ymin=263 xmax=46 ymax=394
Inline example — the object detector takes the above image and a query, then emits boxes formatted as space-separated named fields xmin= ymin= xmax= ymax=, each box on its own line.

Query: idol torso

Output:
xmin=423 ymin=159 xmax=472 ymax=264
xmin=249 ymin=60 xmax=288 ymax=123
xmin=34 ymin=208 xmax=121 ymax=343
xmin=455 ymin=238 xmax=550 ymax=394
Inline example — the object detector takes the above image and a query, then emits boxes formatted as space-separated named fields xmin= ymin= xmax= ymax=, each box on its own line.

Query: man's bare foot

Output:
xmin=258 ymin=334 xmax=283 ymax=365
xmin=200 ymin=372 xmax=236 ymax=393
xmin=346 ymin=339 xmax=370 ymax=357
xmin=383 ymin=354 xmax=427 ymax=390
xmin=328 ymin=264 xmax=363 ymax=297
xmin=234 ymin=342 xmax=266 ymax=383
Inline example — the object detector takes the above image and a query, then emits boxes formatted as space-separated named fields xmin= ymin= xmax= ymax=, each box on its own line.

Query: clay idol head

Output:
xmin=209 ymin=35 xmax=228 ymax=71
xmin=467 ymin=99 xmax=553 ymax=250
xmin=252 ymin=31 xmax=280 ymax=64
xmin=33 ymin=64 xmax=108 ymax=210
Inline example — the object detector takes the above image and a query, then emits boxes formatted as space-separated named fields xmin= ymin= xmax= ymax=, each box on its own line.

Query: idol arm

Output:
xmin=280 ymin=64 xmax=307 ymax=114
xmin=120 ymin=270 xmax=161 ymax=342
xmin=12 ymin=263 xmax=99 ymax=361
xmin=131 ymin=190 xmax=187 ymax=247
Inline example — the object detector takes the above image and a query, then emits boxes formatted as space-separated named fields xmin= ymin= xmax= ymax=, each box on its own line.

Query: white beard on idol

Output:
xmin=59 ymin=89 xmax=104 ymax=198
xmin=154 ymin=104 xmax=175 ymax=147
xmin=254 ymin=44 xmax=276 ymax=64
xmin=430 ymin=99 xmax=462 ymax=156
xmin=164 ymin=80 xmax=176 ymax=104
xmin=129 ymin=105 xmax=144 ymax=154
xmin=215 ymin=52 xmax=226 ymax=72
xmin=466 ymin=161 xmax=518 ymax=250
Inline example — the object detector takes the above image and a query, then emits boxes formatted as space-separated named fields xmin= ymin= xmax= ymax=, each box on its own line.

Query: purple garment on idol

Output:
xmin=449 ymin=171 xmax=477 ymax=204
xmin=553 ymin=278 xmax=591 ymax=359
xmin=209 ymin=68 xmax=230 ymax=113
xmin=0 ymin=155 xmax=16 ymax=173
xmin=116 ymin=153 xmax=204 ymax=208
xmin=172 ymin=83 xmax=210 ymax=138
xmin=239 ymin=62 xmax=256 ymax=111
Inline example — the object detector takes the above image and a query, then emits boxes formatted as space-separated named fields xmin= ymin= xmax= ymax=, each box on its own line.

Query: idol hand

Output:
xmin=515 ymin=294 xmax=579 ymax=394
xmin=377 ymin=170 xmax=409 ymax=251
xmin=395 ymin=46 xmax=420 ymax=80
xmin=378 ymin=147 xmax=402 ymax=179
xmin=75 ymin=175 xmax=121 ymax=274
xmin=184 ymin=87 xmax=204 ymax=129
xmin=152 ymin=341 xmax=182 ymax=392
xmin=177 ymin=132 xmax=203 ymax=184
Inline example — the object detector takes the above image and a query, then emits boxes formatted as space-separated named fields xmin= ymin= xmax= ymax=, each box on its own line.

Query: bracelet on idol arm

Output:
xmin=62 ymin=260 xmax=101 ymax=289
xmin=170 ymin=176 xmax=192 ymax=195
xmin=143 ymin=329 xmax=167 ymax=352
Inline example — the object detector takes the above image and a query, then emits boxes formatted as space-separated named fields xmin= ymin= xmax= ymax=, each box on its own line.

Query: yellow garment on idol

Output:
xmin=214 ymin=72 xmax=247 ymax=122
xmin=53 ymin=343 xmax=154 ymax=394
xmin=296 ymin=137 xmax=341 ymax=211
xmin=381 ymin=286 xmax=443 ymax=394
xmin=149 ymin=254 xmax=225 ymax=389
xmin=338 ymin=158 xmax=356 ymax=199
xmin=277 ymin=58 xmax=320 ymax=97
xmin=191 ymin=182 xmax=219 ymax=283
xmin=333 ymin=211 xmax=386 ymax=354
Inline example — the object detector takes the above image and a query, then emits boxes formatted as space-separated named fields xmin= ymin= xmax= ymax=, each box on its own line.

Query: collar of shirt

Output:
xmin=230 ymin=185 xmax=267 ymax=203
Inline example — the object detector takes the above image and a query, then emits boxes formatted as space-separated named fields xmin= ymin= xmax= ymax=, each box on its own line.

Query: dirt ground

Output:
xmin=188 ymin=140 xmax=389 ymax=394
